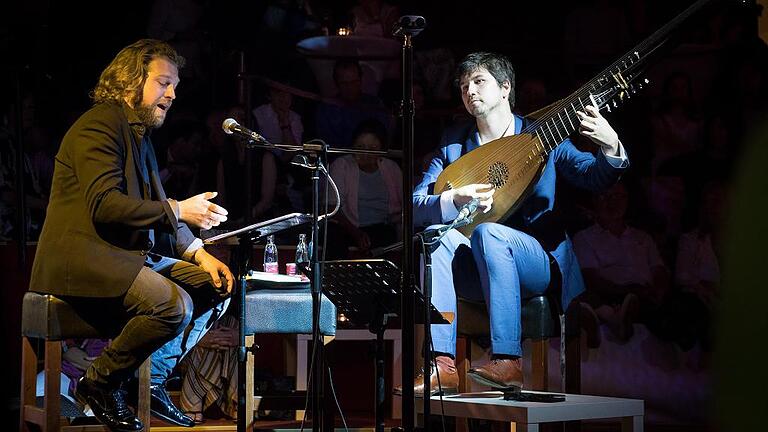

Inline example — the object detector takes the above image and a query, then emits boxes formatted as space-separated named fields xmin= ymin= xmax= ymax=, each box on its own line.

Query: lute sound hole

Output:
xmin=488 ymin=161 xmax=509 ymax=188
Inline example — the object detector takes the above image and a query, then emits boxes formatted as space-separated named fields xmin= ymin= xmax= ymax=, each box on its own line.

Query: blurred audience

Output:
xmin=672 ymin=182 xmax=727 ymax=350
xmin=253 ymin=82 xmax=311 ymax=214
xmin=253 ymin=83 xmax=304 ymax=147
xmin=573 ymin=181 xmax=670 ymax=344
xmin=327 ymin=119 xmax=401 ymax=258
xmin=315 ymin=59 xmax=391 ymax=149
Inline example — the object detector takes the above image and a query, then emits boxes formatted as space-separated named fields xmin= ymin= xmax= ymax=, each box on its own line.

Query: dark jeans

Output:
xmin=65 ymin=254 xmax=229 ymax=386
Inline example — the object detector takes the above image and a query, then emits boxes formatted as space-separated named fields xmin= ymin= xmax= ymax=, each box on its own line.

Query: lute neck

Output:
xmin=523 ymin=0 xmax=716 ymax=158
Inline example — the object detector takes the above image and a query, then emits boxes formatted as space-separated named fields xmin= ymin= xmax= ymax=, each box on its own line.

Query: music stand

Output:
xmin=310 ymin=259 xmax=449 ymax=432
xmin=203 ymin=213 xmax=311 ymax=432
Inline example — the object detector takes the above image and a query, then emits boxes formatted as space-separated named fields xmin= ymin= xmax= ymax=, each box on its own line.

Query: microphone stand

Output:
xmin=393 ymin=15 xmax=425 ymax=431
xmin=235 ymin=52 xmax=253 ymax=432
xmin=232 ymin=53 xmax=396 ymax=432
xmin=237 ymin=136 xmax=391 ymax=432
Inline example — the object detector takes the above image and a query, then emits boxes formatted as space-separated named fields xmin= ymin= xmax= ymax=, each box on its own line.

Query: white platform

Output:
xmin=415 ymin=391 xmax=644 ymax=432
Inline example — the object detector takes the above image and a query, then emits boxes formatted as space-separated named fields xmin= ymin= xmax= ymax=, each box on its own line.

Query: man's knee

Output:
xmin=471 ymin=222 xmax=507 ymax=250
xmin=425 ymin=224 xmax=469 ymax=253
xmin=158 ymin=288 xmax=194 ymax=332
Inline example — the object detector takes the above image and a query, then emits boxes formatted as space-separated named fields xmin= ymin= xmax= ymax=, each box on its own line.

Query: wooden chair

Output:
xmin=455 ymin=294 xmax=581 ymax=394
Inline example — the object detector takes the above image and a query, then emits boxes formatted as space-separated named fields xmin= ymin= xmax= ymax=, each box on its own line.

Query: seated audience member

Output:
xmin=253 ymin=82 xmax=304 ymax=147
xmin=676 ymin=181 xmax=725 ymax=308
xmin=315 ymin=59 xmax=391 ymax=149
xmin=573 ymin=181 xmax=670 ymax=344
xmin=179 ymin=311 xmax=239 ymax=423
xmin=328 ymin=119 xmax=402 ymax=258
xmin=35 ymin=339 xmax=111 ymax=405
xmin=659 ymin=181 xmax=727 ymax=360
xmin=252 ymin=81 xmax=310 ymax=213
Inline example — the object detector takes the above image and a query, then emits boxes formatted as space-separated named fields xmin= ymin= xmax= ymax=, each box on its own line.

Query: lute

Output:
xmin=434 ymin=0 xmax=718 ymax=237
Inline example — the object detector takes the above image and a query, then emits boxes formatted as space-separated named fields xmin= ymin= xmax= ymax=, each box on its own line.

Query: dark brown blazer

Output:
xmin=30 ymin=102 xmax=198 ymax=297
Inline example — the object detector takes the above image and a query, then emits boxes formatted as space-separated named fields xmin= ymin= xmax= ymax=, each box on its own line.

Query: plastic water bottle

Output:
xmin=295 ymin=233 xmax=309 ymax=265
xmin=263 ymin=235 xmax=279 ymax=274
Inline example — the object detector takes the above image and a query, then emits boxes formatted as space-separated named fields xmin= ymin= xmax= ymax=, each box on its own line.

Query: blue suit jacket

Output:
xmin=413 ymin=114 xmax=627 ymax=307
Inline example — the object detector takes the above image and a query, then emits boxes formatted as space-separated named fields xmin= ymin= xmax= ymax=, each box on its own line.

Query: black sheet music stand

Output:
xmin=314 ymin=259 xmax=449 ymax=432
xmin=203 ymin=212 xmax=312 ymax=432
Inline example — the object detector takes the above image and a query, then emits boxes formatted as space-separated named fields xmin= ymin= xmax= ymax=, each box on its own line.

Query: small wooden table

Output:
xmin=415 ymin=391 xmax=644 ymax=432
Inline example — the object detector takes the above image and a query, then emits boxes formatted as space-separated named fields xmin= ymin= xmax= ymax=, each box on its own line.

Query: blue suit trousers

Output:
xmin=427 ymin=222 xmax=551 ymax=357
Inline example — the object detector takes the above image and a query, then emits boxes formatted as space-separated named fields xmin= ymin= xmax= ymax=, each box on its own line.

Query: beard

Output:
xmin=135 ymin=102 xmax=165 ymax=129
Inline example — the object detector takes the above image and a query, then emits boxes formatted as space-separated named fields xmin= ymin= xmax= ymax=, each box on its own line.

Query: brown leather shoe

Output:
xmin=468 ymin=358 xmax=523 ymax=390
xmin=393 ymin=356 xmax=458 ymax=397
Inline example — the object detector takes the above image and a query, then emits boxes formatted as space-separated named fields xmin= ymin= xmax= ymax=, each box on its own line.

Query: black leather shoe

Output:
xmin=150 ymin=384 xmax=195 ymax=427
xmin=74 ymin=377 xmax=144 ymax=432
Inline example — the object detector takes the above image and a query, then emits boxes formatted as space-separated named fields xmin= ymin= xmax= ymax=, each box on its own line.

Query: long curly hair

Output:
xmin=90 ymin=39 xmax=185 ymax=106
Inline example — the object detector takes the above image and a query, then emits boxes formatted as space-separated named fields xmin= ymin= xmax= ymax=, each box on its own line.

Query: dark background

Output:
xmin=2 ymin=0 xmax=766 ymax=428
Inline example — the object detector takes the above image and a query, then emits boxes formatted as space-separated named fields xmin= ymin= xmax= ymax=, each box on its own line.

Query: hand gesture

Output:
xmin=178 ymin=191 xmax=229 ymax=230
xmin=450 ymin=183 xmax=496 ymax=214
xmin=576 ymin=105 xmax=620 ymax=154
xmin=194 ymin=248 xmax=234 ymax=296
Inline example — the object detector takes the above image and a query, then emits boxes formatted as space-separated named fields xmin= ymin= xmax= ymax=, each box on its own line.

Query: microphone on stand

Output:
xmin=222 ymin=118 xmax=269 ymax=143
xmin=392 ymin=15 xmax=426 ymax=37
xmin=453 ymin=197 xmax=480 ymax=228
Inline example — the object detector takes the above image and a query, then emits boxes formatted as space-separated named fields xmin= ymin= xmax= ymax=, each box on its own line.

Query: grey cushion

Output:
xmin=22 ymin=292 xmax=104 ymax=340
xmin=243 ymin=289 xmax=336 ymax=336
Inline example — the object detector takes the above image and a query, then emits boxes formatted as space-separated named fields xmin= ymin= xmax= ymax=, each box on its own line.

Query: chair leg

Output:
xmin=44 ymin=340 xmax=62 ymax=432
xmin=138 ymin=358 xmax=151 ymax=431
xmin=564 ymin=312 xmax=581 ymax=394
xmin=455 ymin=336 xmax=470 ymax=432
xmin=19 ymin=336 xmax=37 ymax=432
xmin=456 ymin=336 xmax=470 ymax=393
xmin=246 ymin=334 xmax=256 ymax=428
xmin=530 ymin=339 xmax=548 ymax=391
xmin=564 ymin=309 xmax=582 ymax=432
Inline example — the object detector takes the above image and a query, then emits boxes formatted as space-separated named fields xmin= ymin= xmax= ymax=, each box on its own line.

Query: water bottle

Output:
xmin=295 ymin=233 xmax=309 ymax=265
xmin=263 ymin=235 xmax=279 ymax=274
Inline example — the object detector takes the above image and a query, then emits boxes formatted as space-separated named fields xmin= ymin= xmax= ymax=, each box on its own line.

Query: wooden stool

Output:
xmin=456 ymin=294 xmax=581 ymax=393
xmin=241 ymin=281 xmax=337 ymax=430
xmin=20 ymin=292 xmax=152 ymax=432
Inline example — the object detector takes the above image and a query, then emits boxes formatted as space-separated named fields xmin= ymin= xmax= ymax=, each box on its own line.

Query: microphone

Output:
xmin=222 ymin=118 xmax=267 ymax=143
xmin=392 ymin=15 xmax=426 ymax=37
xmin=453 ymin=198 xmax=480 ymax=228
